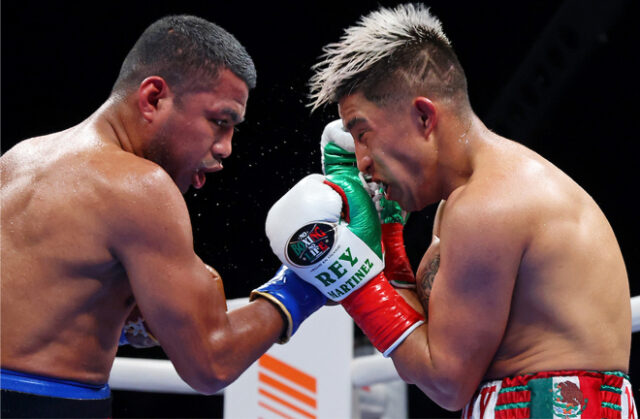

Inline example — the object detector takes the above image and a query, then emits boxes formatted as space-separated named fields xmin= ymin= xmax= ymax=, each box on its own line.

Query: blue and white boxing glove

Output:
xmin=250 ymin=265 xmax=327 ymax=343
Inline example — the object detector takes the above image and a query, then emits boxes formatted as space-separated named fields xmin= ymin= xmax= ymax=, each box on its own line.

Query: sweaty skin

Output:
xmin=0 ymin=70 xmax=284 ymax=393
xmin=339 ymin=92 xmax=631 ymax=411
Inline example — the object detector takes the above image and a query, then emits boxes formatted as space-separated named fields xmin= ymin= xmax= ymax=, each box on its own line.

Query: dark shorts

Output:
xmin=0 ymin=368 xmax=111 ymax=418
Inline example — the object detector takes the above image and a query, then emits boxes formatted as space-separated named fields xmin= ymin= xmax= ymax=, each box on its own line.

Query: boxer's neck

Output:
xmin=93 ymin=96 xmax=147 ymax=158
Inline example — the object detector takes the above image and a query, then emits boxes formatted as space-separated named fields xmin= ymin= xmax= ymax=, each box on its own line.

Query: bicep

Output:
xmin=427 ymin=209 xmax=521 ymax=386
xmin=109 ymin=178 xmax=227 ymax=355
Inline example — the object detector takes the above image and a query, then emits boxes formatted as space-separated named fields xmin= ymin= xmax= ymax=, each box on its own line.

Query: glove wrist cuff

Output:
xmin=250 ymin=290 xmax=294 ymax=343
xmin=341 ymin=273 xmax=424 ymax=356
xmin=251 ymin=266 xmax=327 ymax=344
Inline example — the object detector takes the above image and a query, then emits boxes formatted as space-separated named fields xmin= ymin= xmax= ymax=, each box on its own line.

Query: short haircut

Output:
xmin=112 ymin=15 xmax=256 ymax=96
xmin=308 ymin=3 xmax=468 ymax=112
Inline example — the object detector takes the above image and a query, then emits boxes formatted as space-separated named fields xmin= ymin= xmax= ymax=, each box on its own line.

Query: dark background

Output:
xmin=2 ymin=0 xmax=638 ymax=417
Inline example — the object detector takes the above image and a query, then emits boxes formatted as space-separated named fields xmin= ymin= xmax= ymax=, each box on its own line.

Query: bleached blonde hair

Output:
xmin=308 ymin=3 xmax=468 ymax=112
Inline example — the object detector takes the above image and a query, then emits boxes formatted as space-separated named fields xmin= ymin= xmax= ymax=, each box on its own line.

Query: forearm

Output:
xmin=390 ymin=324 xmax=470 ymax=411
xmin=390 ymin=289 xmax=472 ymax=411
xmin=209 ymin=299 xmax=284 ymax=382
xmin=389 ymin=289 xmax=436 ymax=387
xmin=170 ymin=298 xmax=284 ymax=394
xmin=170 ymin=264 xmax=323 ymax=394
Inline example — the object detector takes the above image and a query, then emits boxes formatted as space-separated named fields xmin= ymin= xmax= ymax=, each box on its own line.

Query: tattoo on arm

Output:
xmin=417 ymin=254 xmax=440 ymax=317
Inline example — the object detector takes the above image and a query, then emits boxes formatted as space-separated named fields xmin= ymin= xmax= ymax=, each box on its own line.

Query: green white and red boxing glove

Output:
xmin=322 ymin=120 xmax=415 ymax=289
xmin=266 ymin=171 xmax=424 ymax=356
xmin=375 ymin=189 xmax=415 ymax=288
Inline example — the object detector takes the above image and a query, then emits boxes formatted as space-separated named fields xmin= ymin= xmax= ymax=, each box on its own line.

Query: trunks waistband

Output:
xmin=0 ymin=368 xmax=110 ymax=400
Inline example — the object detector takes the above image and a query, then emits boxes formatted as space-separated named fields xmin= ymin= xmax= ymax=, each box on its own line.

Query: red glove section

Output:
xmin=341 ymin=272 xmax=424 ymax=356
xmin=381 ymin=223 xmax=415 ymax=288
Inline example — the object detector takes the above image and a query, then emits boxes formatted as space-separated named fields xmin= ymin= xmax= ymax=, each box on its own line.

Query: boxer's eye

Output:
xmin=356 ymin=130 xmax=367 ymax=142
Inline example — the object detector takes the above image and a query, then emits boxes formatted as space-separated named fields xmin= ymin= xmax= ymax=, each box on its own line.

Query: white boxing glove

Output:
xmin=265 ymin=174 xmax=384 ymax=302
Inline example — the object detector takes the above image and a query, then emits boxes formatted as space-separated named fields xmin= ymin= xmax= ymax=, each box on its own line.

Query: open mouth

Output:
xmin=381 ymin=182 xmax=390 ymax=198
xmin=191 ymin=158 xmax=224 ymax=189
xmin=360 ymin=173 xmax=389 ymax=200
xmin=192 ymin=170 xmax=206 ymax=189
xmin=199 ymin=157 xmax=223 ymax=172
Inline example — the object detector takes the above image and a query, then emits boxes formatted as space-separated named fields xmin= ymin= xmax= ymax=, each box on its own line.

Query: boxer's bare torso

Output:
xmin=338 ymin=90 xmax=631 ymax=409
xmin=415 ymin=134 xmax=630 ymax=381
xmin=1 ymin=70 xmax=287 ymax=395
xmin=1 ymin=120 xmax=155 ymax=384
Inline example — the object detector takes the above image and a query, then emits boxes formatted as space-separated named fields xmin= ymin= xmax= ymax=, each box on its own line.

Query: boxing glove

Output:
xmin=266 ymin=172 xmax=424 ymax=356
xmin=119 ymin=305 xmax=159 ymax=348
xmin=378 ymin=193 xmax=415 ymax=288
xmin=321 ymin=119 xmax=415 ymax=288
xmin=250 ymin=265 xmax=327 ymax=343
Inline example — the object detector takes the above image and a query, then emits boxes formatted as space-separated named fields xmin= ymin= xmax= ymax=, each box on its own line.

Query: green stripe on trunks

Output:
xmin=602 ymin=401 xmax=622 ymax=411
xmin=495 ymin=402 xmax=530 ymax=411
xmin=499 ymin=385 xmax=529 ymax=393
xmin=604 ymin=371 xmax=631 ymax=380
xmin=529 ymin=377 xmax=554 ymax=417
xmin=600 ymin=384 xmax=622 ymax=394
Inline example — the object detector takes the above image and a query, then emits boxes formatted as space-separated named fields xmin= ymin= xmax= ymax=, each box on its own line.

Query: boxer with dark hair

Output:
xmin=1 ymin=14 xmax=324 ymax=418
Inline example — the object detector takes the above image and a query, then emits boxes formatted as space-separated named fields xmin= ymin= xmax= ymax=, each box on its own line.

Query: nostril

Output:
xmin=212 ymin=138 xmax=233 ymax=159
xmin=356 ymin=155 xmax=372 ymax=174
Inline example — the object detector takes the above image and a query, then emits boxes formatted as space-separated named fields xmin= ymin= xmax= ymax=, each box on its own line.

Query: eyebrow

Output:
xmin=345 ymin=117 xmax=368 ymax=132
xmin=220 ymin=108 xmax=244 ymax=124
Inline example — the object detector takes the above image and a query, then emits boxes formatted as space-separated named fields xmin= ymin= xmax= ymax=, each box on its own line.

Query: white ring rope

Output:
xmin=109 ymin=295 xmax=640 ymax=394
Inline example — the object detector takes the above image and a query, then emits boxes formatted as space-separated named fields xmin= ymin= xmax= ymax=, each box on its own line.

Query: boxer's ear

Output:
xmin=138 ymin=76 xmax=170 ymax=122
xmin=413 ymin=97 xmax=437 ymax=139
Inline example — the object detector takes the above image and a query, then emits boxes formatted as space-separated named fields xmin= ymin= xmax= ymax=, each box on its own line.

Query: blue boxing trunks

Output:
xmin=0 ymin=368 xmax=111 ymax=418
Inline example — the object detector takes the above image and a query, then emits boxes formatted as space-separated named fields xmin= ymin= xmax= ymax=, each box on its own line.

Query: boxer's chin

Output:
xmin=383 ymin=184 xmax=407 ymax=209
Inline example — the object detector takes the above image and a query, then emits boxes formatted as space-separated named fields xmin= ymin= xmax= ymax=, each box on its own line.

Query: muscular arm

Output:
xmin=390 ymin=197 xmax=522 ymax=410
xmin=416 ymin=247 xmax=440 ymax=319
xmin=414 ymin=199 xmax=444 ymax=319
xmin=110 ymin=168 xmax=284 ymax=394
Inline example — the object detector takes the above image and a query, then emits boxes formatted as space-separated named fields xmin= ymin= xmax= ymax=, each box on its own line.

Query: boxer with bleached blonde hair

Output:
xmin=302 ymin=3 xmax=635 ymax=417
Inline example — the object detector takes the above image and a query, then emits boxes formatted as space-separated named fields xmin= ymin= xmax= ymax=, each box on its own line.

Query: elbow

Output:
xmin=414 ymin=374 xmax=476 ymax=412
xmin=172 ymin=339 xmax=243 ymax=395
xmin=194 ymin=380 xmax=230 ymax=396
xmin=176 ymin=359 xmax=239 ymax=395
xmin=188 ymin=379 xmax=225 ymax=396
xmin=435 ymin=391 xmax=471 ymax=412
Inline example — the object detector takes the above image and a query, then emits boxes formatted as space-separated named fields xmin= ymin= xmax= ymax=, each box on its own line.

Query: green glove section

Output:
xmin=378 ymin=188 xmax=410 ymax=225
xmin=322 ymin=136 xmax=382 ymax=259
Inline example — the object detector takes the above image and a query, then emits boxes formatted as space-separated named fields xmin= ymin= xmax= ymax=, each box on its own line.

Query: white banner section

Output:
xmin=224 ymin=298 xmax=354 ymax=419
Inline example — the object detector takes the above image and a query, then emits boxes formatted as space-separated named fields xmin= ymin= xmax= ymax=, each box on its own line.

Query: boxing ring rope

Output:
xmin=109 ymin=295 xmax=640 ymax=394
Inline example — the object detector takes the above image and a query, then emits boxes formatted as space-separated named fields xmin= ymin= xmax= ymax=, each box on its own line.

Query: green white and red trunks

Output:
xmin=462 ymin=370 xmax=637 ymax=419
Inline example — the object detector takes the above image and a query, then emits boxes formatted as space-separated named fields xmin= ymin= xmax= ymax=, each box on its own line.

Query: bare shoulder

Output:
xmin=441 ymin=177 xmax=525 ymax=242
xmin=436 ymin=149 xmax=541 ymax=277
xmin=94 ymin=146 xmax=191 ymax=237
xmin=100 ymin=147 xmax=180 ymax=204
xmin=442 ymin=139 xmax=573 ymax=242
